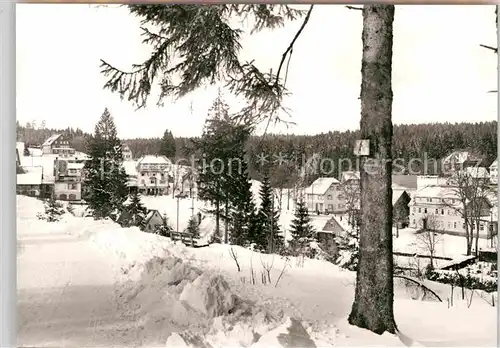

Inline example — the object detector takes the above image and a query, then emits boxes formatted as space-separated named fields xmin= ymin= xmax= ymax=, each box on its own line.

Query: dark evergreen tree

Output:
xmin=185 ymin=215 xmax=201 ymax=238
xmin=83 ymin=108 xmax=129 ymax=219
xmin=289 ymin=198 xmax=315 ymax=248
xmin=257 ymin=171 xmax=283 ymax=253
xmin=122 ymin=191 xmax=148 ymax=227
xmin=195 ymin=93 xmax=235 ymax=243
xmin=159 ymin=129 xmax=176 ymax=159
xmin=228 ymin=158 xmax=258 ymax=247
xmin=23 ymin=142 xmax=30 ymax=156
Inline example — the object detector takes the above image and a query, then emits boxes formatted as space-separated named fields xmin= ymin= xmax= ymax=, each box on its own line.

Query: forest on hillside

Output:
xmin=17 ymin=120 xmax=497 ymax=185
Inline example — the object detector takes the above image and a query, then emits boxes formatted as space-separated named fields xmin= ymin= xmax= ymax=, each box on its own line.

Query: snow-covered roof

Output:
xmin=123 ymin=160 xmax=138 ymax=176
xmin=304 ymin=177 xmax=340 ymax=195
xmin=73 ymin=151 xmax=90 ymax=160
xmin=28 ymin=148 xmax=42 ymax=156
xmin=137 ymin=155 xmax=171 ymax=165
xmin=392 ymin=190 xmax=405 ymax=205
xmin=67 ymin=162 xmax=84 ymax=170
xmin=414 ymin=185 xmax=459 ymax=200
xmin=42 ymin=134 xmax=62 ymax=146
xmin=340 ymin=171 xmax=360 ymax=182
xmin=490 ymin=159 xmax=498 ymax=169
xmin=17 ymin=171 xmax=42 ymax=185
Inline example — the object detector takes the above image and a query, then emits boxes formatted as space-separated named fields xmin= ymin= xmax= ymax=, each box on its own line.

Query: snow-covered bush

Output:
xmin=185 ymin=215 xmax=201 ymax=238
xmin=427 ymin=267 xmax=497 ymax=293
xmin=335 ymin=229 xmax=359 ymax=271
xmin=37 ymin=197 xmax=65 ymax=222
xmin=66 ymin=202 xmax=75 ymax=216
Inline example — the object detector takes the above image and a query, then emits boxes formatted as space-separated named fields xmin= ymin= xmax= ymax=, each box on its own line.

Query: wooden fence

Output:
xmin=169 ymin=231 xmax=197 ymax=247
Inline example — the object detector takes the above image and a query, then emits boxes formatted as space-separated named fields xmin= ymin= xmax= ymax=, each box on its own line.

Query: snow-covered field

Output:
xmin=18 ymin=195 xmax=497 ymax=347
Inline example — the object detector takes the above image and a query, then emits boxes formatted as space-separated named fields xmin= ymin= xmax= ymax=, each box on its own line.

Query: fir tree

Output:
xmin=185 ymin=215 xmax=201 ymax=238
xmin=122 ymin=191 xmax=148 ymax=227
xmin=195 ymin=93 xmax=234 ymax=243
xmin=289 ymin=198 xmax=316 ymax=250
xmin=83 ymin=108 xmax=129 ymax=219
xmin=159 ymin=129 xmax=176 ymax=159
xmin=37 ymin=196 xmax=65 ymax=222
xmin=257 ymin=171 xmax=283 ymax=253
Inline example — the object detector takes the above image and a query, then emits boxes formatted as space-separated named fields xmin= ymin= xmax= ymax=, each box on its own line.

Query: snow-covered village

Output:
xmin=15 ymin=4 xmax=498 ymax=348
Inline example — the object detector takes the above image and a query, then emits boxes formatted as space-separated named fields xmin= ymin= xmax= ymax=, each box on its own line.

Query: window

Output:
xmin=480 ymin=223 xmax=484 ymax=231
xmin=412 ymin=219 xmax=416 ymax=225
xmin=141 ymin=172 xmax=145 ymax=176
xmin=454 ymin=222 xmax=457 ymax=229
xmin=68 ymin=183 xmax=77 ymax=190
xmin=412 ymin=207 xmax=416 ymax=212
xmin=150 ymin=178 xmax=156 ymax=184
xmin=441 ymin=209 xmax=444 ymax=215
xmin=338 ymin=204 xmax=343 ymax=209
xmin=418 ymin=208 xmax=421 ymax=213
xmin=429 ymin=198 xmax=433 ymax=202
xmin=327 ymin=195 xmax=332 ymax=200
xmin=328 ymin=204 xmax=333 ymax=211
xmin=435 ymin=209 xmax=438 ymax=214
xmin=424 ymin=208 xmax=427 ymax=213
xmin=447 ymin=222 xmax=451 ymax=229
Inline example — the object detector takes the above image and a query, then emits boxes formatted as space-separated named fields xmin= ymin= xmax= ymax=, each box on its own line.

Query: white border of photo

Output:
xmin=0 ymin=2 xmax=17 ymax=347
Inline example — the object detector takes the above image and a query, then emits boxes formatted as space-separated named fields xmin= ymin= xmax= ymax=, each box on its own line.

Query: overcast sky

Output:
xmin=17 ymin=4 xmax=497 ymax=139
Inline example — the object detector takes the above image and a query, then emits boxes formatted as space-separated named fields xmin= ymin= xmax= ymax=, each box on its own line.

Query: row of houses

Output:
xmin=303 ymin=165 xmax=498 ymax=239
xmin=17 ymin=134 xmax=194 ymax=201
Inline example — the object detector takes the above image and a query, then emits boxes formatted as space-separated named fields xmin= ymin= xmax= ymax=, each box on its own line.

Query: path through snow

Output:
xmin=18 ymin=226 xmax=156 ymax=347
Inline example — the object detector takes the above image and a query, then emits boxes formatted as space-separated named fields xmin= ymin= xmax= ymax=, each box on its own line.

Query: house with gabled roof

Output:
xmin=304 ymin=177 xmax=344 ymax=214
xmin=42 ymin=134 xmax=76 ymax=156
xmin=409 ymin=185 xmax=497 ymax=239
xmin=142 ymin=209 xmax=166 ymax=233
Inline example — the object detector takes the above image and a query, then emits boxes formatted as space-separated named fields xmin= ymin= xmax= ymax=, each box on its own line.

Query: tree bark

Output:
xmin=348 ymin=5 xmax=396 ymax=335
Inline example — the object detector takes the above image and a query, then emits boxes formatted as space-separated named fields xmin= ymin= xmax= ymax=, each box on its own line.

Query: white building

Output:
xmin=304 ymin=177 xmax=344 ymax=214
xmin=132 ymin=155 xmax=172 ymax=195
xmin=123 ymin=144 xmax=133 ymax=160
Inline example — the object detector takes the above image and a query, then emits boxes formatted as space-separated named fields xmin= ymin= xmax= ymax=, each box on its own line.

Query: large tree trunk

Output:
xmin=348 ymin=5 xmax=396 ymax=335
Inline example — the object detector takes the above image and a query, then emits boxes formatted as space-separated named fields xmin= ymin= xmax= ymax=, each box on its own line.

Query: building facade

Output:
xmin=135 ymin=155 xmax=172 ymax=195
xmin=304 ymin=177 xmax=345 ymax=214
xmin=409 ymin=185 xmax=497 ymax=239
xmin=42 ymin=134 xmax=76 ymax=156
xmin=123 ymin=144 xmax=133 ymax=161
xmin=53 ymin=158 xmax=85 ymax=201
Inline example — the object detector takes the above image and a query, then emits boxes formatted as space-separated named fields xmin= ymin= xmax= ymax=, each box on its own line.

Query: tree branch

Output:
xmin=345 ymin=6 xmax=363 ymax=11
xmin=274 ymin=5 xmax=314 ymax=87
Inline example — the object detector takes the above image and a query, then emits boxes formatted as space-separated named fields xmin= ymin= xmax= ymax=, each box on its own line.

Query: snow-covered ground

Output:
xmin=17 ymin=195 xmax=497 ymax=347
